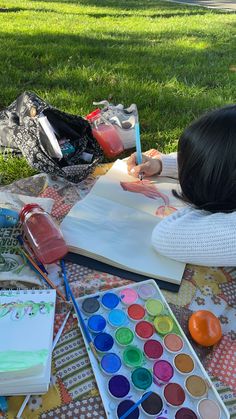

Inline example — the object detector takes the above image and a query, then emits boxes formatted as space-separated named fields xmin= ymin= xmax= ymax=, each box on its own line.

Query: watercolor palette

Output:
xmin=76 ymin=280 xmax=229 ymax=419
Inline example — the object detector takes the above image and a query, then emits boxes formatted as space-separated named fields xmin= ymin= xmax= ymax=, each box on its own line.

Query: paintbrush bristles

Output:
xmin=90 ymin=342 xmax=100 ymax=362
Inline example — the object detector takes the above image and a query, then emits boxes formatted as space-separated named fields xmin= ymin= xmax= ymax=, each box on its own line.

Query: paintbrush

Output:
xmin=60 ymin=259 xmax=70 ymax=302
xmin=17 ymin=235 xmax=48 ymax=275
xmin=62 ymin=262 xmax=99 ymax=362
xmin=18 ymin=246 xmax=66 ymax=302
xmin=120 ymin=391 xmax=152 ymax=419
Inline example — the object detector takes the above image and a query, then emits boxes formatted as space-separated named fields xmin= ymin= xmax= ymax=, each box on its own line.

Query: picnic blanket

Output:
xmin=1 ymin=165 xmax=235 ymax=419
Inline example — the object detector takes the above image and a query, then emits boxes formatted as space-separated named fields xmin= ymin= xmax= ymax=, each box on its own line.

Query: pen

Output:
xmin=135 ymin=122 xmax=143 ymax=180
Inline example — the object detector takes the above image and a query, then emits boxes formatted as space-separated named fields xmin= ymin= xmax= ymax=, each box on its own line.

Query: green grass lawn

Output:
xmin=0 ymin=0 xmax=235 ymax=183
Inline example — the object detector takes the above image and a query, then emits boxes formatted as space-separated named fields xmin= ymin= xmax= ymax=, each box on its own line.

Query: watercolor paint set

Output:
xmin=76 ymin=280 xmax=229 ymax=419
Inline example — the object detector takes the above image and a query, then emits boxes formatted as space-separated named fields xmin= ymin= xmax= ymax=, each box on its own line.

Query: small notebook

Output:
xmin=0 ymin=289 xmax=56 ymax=396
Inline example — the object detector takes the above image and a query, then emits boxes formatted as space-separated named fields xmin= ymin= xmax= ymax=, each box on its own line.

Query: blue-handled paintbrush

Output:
xmin=120 ymin=391 xmax=152 ymax=419
xmin=61 ymin=262 xmax=99 ymax=362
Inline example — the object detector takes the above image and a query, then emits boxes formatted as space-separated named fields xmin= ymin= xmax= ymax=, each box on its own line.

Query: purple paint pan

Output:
xmin=117 ymin=400 xmax=140 ymax=419
xmin=108 ymin=375 xmax=130 ymax=399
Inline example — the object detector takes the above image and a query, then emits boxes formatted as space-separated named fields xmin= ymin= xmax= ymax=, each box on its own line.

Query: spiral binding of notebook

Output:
xmin=0 ymin=289 xmax=56 ymax=396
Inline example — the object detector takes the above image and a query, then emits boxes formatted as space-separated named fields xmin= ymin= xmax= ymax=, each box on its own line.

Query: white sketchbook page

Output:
xmin=0 ymin=290 xmax=56 ymax=381
xmin=61 ymin=194 xmax=184 ymax=284
xmin=91 ymin=159 xmax=184 ymax=216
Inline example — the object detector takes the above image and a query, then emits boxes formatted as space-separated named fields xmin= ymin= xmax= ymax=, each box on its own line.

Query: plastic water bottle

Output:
xmin=20 ymin=204 xmax=68 ymax=264
xmin=86 ymin=109 xmax=124 ymax=158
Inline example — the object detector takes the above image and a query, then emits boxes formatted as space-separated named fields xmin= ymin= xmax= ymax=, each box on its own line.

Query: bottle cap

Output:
xmin=86 ymin=108 xmax=101 ymax=121
xmin=19 ymin=203 xmax=42 ymax=222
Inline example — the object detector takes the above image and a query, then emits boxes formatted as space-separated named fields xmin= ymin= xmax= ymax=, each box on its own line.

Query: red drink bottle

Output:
xmin=86 ymin=109 xmax=124 ymax=158
xmin=20 ymin=204 xmax=68 ymax=264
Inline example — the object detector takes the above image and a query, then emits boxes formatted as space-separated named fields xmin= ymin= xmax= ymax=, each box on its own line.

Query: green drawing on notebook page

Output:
xmin=0 ymin=300 xmax=54 ymax=320
xmin=0 ymin=350 xmax=48 ymax=373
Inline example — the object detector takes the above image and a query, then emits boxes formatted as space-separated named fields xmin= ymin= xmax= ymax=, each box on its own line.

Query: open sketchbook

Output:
xmin=61 ymin=160 xmax=186 ymax=286
xmin=0 ymin=289 xmax=56 ymax=395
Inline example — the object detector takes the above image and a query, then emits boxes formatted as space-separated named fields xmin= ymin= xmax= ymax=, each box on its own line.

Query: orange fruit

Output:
xmin=188 ymin=310 xmax=222 ymax=347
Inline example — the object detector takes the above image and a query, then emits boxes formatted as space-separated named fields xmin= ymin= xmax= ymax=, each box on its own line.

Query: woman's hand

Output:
xmin=127 ymin=153 xmax=162 ymax=178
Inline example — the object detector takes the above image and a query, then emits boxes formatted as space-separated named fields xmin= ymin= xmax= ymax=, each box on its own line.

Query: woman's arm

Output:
xmin=152 ymin=207 xmax=236 ymax=267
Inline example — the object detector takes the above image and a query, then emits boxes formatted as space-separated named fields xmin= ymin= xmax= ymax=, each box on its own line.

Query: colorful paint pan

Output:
xmin=115 ymin=327 xmax=134 ymax=346
xmin=144 ymin=339 xmax=163 ymax=360
xmin=108 ymin=309 xmax=127 ymax=327
xmin=101 ymin=292 xmax=119 ymax=309
xmin=94 ymin=332 xmax=114 ymax=353
xmin=175 ymin=408 xmax=198 ymax=419
xmin=117 ymin=400 xmax=140 ymax=419
xmin=127 ymin=304 xmax=145 ymax=321
xmin=141 ymin=392 xmax=163 ymax=417
xmin=82 ymin=297 xmax=100 ymax=314
xmin=87 ymin=314 xmax=106 ymax=334
xmin=163 ymin=333 xmax=184 ymax=353
xmin=138 ymin=284 xmax=156 ymax=300
xmin=164 ymin=382 xmax=186 ymax=407
xmin=174 ymin=353 xmax=195 ymax=374
xmin=145 ymin=299 xmax=163 ymax=316
xmin=185 ymin=375 xmax=207 ymax=398
xmin=131 ymin=367 xmax=152 ymax=390
xmin=154 ymin=316 xmax=174 ymax=335
xmin=153 ymin=359 xmax=174 ymax=384
xmin=123 ymin=345 xmax=143 ymax=368
xmin=108 ymin=375 xmax=130 ymax=399
xmin=119 ymin=288 xmax=138 ymax=305
xmin=135 ymin=321 xmax=154 ymax=340
xmin=197 ymin=399 xmax=221 ymax=419
xmin=101 ymin=353 xmax=121 ymax=375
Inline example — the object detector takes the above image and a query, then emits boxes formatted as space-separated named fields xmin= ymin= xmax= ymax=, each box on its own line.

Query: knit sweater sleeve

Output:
xmin=152 ymin=207 xmax=236 ymax=267
xmin=159 ymin=152 xmax=178 ymax=179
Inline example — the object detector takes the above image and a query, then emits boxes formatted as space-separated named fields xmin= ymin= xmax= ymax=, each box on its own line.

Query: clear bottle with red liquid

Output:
xmin=19 ymin=204 xmax=68 ymax=264
xmin=86 ymin=109 xmax=124 ymax=158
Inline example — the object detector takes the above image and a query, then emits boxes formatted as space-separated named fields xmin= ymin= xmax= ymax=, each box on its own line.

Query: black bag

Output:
xmin=0 ymin=91 xmax=103 ymax=183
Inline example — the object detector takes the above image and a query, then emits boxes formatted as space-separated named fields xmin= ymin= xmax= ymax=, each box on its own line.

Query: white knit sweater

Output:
xmin=152 ymin=153 xmax=236 ymax=267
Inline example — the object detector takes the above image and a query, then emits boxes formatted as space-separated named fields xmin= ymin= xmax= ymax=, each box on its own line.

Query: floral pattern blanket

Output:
xmin=0 ymin=164 xmax=235 ymax=419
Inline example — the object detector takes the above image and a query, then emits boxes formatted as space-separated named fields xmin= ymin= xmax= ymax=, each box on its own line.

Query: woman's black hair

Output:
xmin=173 ymin=104 xmax=236 ymax=213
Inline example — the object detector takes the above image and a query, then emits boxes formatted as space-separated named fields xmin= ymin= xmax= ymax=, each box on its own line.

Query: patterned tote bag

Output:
xmin=0 ymin=91 xmax=103 ymax=183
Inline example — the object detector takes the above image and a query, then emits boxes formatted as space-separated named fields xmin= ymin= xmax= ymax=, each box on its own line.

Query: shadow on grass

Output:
xmin=0 ymin=7 xmax=213 ymax=18
xmin=29 ymin=0 xmax=227 ymax=14
xmin=0 ymin=29 xmax=234 ymax=125
xmin=0 ymin=7 xmax=23 ymax=12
